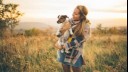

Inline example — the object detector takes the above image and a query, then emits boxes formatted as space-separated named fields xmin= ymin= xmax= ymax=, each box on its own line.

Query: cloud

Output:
xmin=86 ymin=0 xmax=127 ymax=13
xmin=92 ymin=9 xmax=127 ymax=13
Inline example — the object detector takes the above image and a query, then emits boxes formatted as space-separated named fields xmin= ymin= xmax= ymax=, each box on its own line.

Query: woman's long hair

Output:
xmin=74 ymin=5 xmax=90 ymax=37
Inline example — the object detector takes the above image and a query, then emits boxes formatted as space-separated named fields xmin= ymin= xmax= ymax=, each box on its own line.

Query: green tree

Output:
xmin=0 ymin=0 xmax=23 ymax=37
xmin=0 ymin=0 xmax=2 ymax=4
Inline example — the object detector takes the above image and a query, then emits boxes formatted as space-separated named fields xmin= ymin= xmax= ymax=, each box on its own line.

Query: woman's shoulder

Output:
xmin=85 ymin=19 xmax=91 ymax=25
xmin=84 ymin=19 xmax=91 ymax=34
xmin=84 ymin=19 xmax=91 ymax=27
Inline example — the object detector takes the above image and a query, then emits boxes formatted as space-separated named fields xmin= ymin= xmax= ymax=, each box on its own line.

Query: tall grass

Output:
xmin=0 ymin=28 xmax=127 ymax=72
xmin=82 ymin=34 xmax=127 ymax=72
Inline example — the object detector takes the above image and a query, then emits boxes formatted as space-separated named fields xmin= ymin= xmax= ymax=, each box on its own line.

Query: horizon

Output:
xmin=18 ymin=17 xmax=127 ymax=28
xmin=15 ymin=18 xmax=127 ymax=30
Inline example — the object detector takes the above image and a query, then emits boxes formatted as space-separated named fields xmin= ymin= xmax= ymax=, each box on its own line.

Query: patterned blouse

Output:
xmin=61 ymin=18 xmax=91 ymax=65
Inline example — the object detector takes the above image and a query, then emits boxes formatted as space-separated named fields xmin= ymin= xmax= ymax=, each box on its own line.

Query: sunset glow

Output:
xmin=3 ymin=0 xmax=127 ymax=27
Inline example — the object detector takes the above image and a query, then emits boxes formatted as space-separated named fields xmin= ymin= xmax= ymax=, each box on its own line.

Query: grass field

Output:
xmin=0 ymin=29 xmax=127 ymax=72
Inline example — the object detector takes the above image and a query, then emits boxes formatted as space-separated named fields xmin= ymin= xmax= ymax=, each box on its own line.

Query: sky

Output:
xmin=3 ymin=0 xmax=127 ymax=27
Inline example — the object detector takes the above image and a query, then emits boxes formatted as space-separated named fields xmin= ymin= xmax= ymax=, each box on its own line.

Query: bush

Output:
xmin=25 ymin=28 xmax=42 ymax=36
xmin=92 ymin=24 xmax=127 ymax=35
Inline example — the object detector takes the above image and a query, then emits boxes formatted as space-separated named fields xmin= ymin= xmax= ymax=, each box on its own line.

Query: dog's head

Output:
xmin=57 ymin=15 xmax=68 ymax=24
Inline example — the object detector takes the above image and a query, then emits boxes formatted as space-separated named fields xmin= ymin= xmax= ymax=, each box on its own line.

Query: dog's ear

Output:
xmin=58 ymin=15 xmax=60 ymax=18
xmin=64 ymin=15 xmax=69 ymax=18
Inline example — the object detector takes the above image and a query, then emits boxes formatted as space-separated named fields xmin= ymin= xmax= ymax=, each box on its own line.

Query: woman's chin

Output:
xmin=72 ymin=18 xmax=79 ymax=21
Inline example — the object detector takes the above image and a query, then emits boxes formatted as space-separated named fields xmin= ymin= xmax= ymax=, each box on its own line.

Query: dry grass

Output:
xmin=0 ymin=29 xmax=127 ymax=72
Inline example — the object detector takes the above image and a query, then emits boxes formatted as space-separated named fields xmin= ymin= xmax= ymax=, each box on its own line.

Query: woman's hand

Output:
xmin=54 ymin=42 xmax=65 ymax=50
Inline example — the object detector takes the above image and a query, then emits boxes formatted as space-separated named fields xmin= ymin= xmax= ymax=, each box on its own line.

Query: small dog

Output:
xmin=56 ymin=15 xmax=75 ymax=53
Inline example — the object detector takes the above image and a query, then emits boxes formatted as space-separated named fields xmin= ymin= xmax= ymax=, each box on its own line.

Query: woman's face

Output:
xmin=72 ymin=8 xmax=80 ymax=21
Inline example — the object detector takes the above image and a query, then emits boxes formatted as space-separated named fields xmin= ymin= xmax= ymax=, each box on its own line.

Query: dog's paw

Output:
xmin=56 ymin=34 xmax=61 ymax=37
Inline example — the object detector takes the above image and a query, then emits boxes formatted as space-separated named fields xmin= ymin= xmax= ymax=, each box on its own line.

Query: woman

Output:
xmin=55 ymin=5 xmax=91 ymax=72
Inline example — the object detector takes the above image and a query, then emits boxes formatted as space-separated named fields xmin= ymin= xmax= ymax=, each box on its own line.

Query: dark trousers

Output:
xmin=62 ymin=64 xmax=81 ymax=72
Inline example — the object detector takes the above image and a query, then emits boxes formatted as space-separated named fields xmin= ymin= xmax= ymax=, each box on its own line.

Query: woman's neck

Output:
xmin=71 ymin=18 xmax=80 ymax=24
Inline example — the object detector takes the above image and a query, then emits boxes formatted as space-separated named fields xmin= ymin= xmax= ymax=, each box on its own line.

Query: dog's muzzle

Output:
xmin=57 ymin=20 xmax=61 ymax=24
